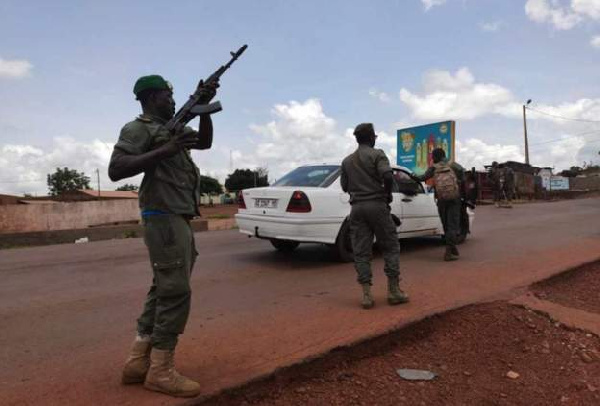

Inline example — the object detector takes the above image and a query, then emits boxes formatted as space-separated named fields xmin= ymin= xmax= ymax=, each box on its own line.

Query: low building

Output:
xmin=0 ymin=194 xmax=22 ymax=205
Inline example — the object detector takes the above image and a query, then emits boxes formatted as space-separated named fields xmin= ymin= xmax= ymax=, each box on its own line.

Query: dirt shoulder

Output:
xmin=531 ymin=261 xmax=600 ymax=314
xmin=198 ymin=263 xmax=600 ymax=406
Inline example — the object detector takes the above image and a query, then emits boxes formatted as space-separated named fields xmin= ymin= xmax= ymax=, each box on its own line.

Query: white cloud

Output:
xmin=456 ymin=135 xmax=594 ymax=172
xmin=0 ymin=137 xmax=129 ymax=196
xmin=232 ymin=99 xmax=400 ymax=181
xmin=526 ymin=98 xmax=600 ymax=123
xmin=421 ymin=0 xmax=447 ymax=11
xmin=591 ymin=35 xmax=600 ymax=47
xmin=572 ymin=0 xmax=600 ymax=19
xmin=399 ymin=67 xmax=516 ymax=120
xmin=456 ymin=138 xmax=524 ymax=170
xmin=0 ymin=57 xmax=33 ymax=79
xmin=2 ymin=96 xmax=597 ymax=195
xmin=398 ymin=67 xmax=600 ymax=125
xmin=394 ymin=66 xmax=600 ymax=171
xmin=243 ymin=99 xmax=354 ymax=179
xmin=479 ymin=21 xmax=502 ymax=32
xmin=369 ymin=88 xmax=391 ymax=102
xmin=525 ymin=0 xmax=600 ymax=30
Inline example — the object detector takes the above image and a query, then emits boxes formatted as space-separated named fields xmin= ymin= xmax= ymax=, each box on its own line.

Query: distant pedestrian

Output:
xmin=488 ymin=161 xmax=503 ymax=208
xmin=502 ymin=166 xmax=515 ymax=207
xmin=416 ymin=148 xmax=465 ymax=261
xmin=340 ymin=123 xmax=409 ymax=309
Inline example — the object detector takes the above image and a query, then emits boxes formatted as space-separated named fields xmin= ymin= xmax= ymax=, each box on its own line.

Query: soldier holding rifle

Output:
xmin=109 ymin=45 xmax=246 ymax=398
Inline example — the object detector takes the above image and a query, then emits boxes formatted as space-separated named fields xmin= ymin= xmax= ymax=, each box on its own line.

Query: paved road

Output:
xmin=1 ymin=198 xmax=599 ymax=405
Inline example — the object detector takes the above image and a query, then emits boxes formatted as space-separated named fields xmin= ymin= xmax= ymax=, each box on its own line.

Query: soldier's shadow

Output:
xmin=237 ymin=237 xmax=445 ymax=271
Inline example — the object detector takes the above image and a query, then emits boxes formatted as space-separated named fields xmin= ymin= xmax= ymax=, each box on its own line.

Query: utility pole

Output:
xmin=523 ymin=99 xmax=532 ymax=165
xmin=96 ymin=168 xmax=101 ymax=198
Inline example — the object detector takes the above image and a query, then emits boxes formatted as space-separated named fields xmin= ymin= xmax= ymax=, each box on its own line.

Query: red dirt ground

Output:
xmin=199 ymin=264 xmax=600 ymax=406
xmin=531 ymin=261 xmax=600 ymax=314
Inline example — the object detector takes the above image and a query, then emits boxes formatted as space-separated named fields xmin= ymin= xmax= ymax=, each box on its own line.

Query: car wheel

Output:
xmin=270 ymin=239 xmax=300 ymax=252
xmin=334 ymin=220 xmax=354 ymax=262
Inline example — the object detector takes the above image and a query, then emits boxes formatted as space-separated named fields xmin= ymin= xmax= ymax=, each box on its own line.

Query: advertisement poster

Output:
xmin=396 ymin=121 xmax=455 ymax=176
xmin=549 ymin=176 xmax=569 ymax=191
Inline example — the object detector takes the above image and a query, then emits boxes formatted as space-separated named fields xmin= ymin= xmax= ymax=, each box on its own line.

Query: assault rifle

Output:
xmin=164 ymin=44 xmax=248 ymax=134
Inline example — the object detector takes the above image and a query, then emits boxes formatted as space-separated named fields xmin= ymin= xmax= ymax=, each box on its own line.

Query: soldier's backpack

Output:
xmin=433 ymin=162 xmax=460 ymax=200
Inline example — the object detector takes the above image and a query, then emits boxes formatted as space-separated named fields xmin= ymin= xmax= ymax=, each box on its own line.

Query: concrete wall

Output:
xmin=570 ymin=176 xmax=600 ymax=191
xmin=0 ymin=220 xmax=208 ymax=249
xmin=0 ymin=199 xmax=141 ymax=233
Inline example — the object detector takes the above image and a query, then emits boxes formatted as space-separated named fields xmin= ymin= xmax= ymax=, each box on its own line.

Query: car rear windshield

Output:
xmin=272 ymin=165 xmax=340 ymax=187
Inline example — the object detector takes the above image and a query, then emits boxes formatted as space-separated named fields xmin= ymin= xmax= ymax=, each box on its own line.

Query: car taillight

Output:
xmin=286 ymin=191 xmax=312 ymax=213
xmin=238 ymin=191 xmax=246 ymax=209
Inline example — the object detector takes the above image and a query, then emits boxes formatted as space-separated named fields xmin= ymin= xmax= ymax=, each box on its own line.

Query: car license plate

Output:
xmin=255 ymin=198 xmax=278 ymax=209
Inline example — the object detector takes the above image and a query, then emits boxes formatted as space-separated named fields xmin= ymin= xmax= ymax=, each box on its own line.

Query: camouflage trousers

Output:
xmin=349 ymin=200 xmax=400 ymax=285
xmin=137 ymin=214 xmax=198 ymax=350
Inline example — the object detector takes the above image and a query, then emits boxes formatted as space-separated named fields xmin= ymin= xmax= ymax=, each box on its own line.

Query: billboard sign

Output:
xmin=549 ymin=176 xmax=569 ymax=191
xmin=396 ymin=121 xmax=455 ymax=175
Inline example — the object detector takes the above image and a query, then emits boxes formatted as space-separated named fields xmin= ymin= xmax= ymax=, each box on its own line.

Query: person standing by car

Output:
xmin=108 ymin=75 xmax=218 ymax=398
xmin=416 ymin=148 xmax=465 ymax=261
xmin=340 ymin=123 xmax=409 ymax=309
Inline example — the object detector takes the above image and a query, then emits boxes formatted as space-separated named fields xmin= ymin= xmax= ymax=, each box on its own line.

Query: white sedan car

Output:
xmin=235 ymin=164 xmax=474 ymax=261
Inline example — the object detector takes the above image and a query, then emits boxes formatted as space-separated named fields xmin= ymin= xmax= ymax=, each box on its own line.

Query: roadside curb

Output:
xmin=185 ymin=257 xmax=600 ymax=405
xmin=511 ymin=293 xmax=600 ymax=336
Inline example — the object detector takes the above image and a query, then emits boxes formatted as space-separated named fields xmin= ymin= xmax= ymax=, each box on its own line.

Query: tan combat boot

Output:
xmin=361 ymin=283 xmax=375 ymax=309
xmin=387 ymin=278 xmax=409 ymax=305
xmin=144 ymin=348 xmax=201 ymax=398
xmin=122 ymin=335 xmax=151 ymax=384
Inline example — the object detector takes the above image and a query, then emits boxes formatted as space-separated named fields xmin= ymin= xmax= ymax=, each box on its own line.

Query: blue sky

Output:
xmin=1 ymin=0 xmax=600 ymax=194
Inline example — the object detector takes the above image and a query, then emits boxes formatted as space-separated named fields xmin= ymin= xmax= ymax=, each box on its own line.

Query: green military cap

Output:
xmin=353 ymin=123 xmax=376 ymax=138
xmin=133 ymin=75 xmax=173 ymax=99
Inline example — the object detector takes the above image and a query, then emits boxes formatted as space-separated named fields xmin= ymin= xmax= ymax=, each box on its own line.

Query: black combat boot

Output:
xmin=444 ymin=246 xmax=459 ymax=261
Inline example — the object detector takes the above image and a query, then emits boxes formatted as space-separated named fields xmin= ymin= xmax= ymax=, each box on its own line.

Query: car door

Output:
xmin=392 ymin=169 xmax=440 ymax=233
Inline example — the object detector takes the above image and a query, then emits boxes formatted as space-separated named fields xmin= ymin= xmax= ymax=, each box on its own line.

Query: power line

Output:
xmin=0 ymin=178 xmax=46 ymax=184
xmin=526 ymin=106 xmax=600 ymax=123
xmin=529 ymin=129 xmax=600 ymax=146
xmin=530 ymin=138 xmax=600 ymax=151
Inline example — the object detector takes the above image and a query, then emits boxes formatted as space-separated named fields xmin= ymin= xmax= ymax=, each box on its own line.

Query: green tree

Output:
xmin=225 ymin=168 xmax=269 ymax=192
xmin=47 ymin=167 xmax=91 ymax=196
xmin=116 ymin=183 xmax=139 ymax=191
xmin=199 ymin=175 xmax=223 ymax=195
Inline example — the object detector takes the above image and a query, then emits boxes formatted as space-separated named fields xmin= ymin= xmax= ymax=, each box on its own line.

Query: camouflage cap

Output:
xmin=133 ymin=75 xmax=173 ymax=99
xmin=353 ymin=123 xmax=376 ymax=138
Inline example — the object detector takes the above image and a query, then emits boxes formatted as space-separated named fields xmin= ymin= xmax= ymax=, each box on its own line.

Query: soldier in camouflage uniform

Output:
xmin=108 ymin=75 xmax=218 ymax=398
xmin=341 ymin=123 xmax=409 ymax=309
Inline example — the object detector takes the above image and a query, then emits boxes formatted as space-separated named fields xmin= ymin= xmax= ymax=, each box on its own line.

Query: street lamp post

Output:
xmin=523 ymin=99 xmax=532 ymax=165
